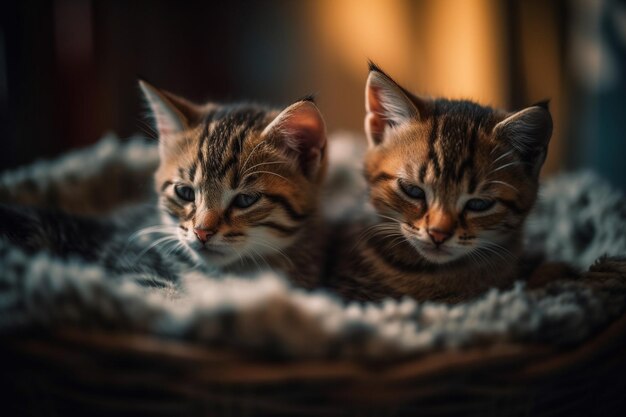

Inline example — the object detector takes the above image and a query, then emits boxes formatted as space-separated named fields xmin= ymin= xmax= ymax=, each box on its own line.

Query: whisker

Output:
xmin=227 ymin=245 xmax=247 ymax=270
xmin=240 ymin=140 xmax=267 ymax=174
xmin=163 ymin=240 xmax=186 ymax=258
xmin=483 ymin=241 xmax=517 ymax=260
xmin=128 ymin=225 xmax=179 ymax=242
xmin=356 ymin=223 xmax=400 ymax=243
xmin=244 ymin=170 xmax=295 ymax=186
xmin=254 ymin=239 xmax=294 ymax=267
xmin=249 ymin=246 xmax=272 ymax=271
xmin=353 ymin=223 xmax=403 ymax=252
xmin=489 ymin=149 xmax=515 ymax=167
xmin=135 ymin=236 xmax=179 ymax=261
xmin=470 ymin=247 xmax=495 ymax=274
xmin=466 ymin=250 xmax=481 ymax=270
xmin=242 ymin=161 xmax=288 ymax=177
xmin=488 ymin=161 xmax=528 ymax=175
xmin=472 ymin=239 xmax=517 ymax=273
xmin=358 ymin=223 xmax=398 ymax=236
xmin=374 ymin=213 xmax=403 ymax=225
xmin=483 ymin=180 xmax=519 ymax=193
xmin=387 ymin=236 xmax=409 ymax=251
xmin=489 ymin=143 xmax=503 ymax=156
xmin=478 ymin=245 xmax=507 ymax=263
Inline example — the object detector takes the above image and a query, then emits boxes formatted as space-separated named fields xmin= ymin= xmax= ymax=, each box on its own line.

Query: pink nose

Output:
xmin=427 ymin=228 xmax=452 ymax=245
xmin=194 ymin=228 xmax=216 ymax=243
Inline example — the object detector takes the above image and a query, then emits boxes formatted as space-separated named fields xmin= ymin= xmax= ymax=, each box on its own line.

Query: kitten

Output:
xmin=0 ymin=81 xmax=328 ymax=288
xmin=329 ymin=63 xmax=552 ymax=302
xmin=141 ymin=81 xmax=328 ymax=286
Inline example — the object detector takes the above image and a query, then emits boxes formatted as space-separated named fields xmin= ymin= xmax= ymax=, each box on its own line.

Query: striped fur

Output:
xmin=330 ymin=64 xmax=553 ymax=302
xmin=141 ymin=81 xmax=328 ymax=287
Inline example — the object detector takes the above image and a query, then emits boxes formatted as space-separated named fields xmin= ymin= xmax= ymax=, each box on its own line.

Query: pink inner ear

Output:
xmin=155 ymin=111 xmax=176 ymax=135
xmin=367 ymin=85 xmax=384 ymax=115
xmin=279 ymin=102 xmax=326 ymax=154
xmin=265 ymin=101 xmax=326 ymax=177
xmin=288 ymin=113 xmax=325 ymax=152
xmin=366 ymin=86 xmax=387 ymax=144
xmin=139 ymin=81 xmax=187 ymax=137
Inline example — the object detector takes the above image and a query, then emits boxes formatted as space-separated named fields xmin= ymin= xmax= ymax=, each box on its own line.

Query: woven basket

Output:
xmin=2 ymin=312 xmax=625 ymax=417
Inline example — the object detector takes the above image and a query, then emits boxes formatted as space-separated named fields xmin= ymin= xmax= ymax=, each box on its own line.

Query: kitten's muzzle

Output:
xmin=194 ymin=227 xmax=216 ymax=243
xmin=427 ymin=228 xmax=452 ymax=245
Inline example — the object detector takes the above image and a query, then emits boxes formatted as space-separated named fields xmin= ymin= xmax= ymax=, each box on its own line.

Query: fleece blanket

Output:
xmin=0 ymin=135 xmax=625 ymax=360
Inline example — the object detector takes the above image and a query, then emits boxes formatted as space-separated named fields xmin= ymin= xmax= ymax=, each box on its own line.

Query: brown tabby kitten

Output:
xmin=140 ymin=81 xmax=328 ymax=287
xmin=329 ymin=64 xmax=553 ymax=302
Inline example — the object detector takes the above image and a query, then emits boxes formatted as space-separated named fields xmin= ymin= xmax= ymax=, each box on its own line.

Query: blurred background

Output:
xmin=1 ymin=0 xmax=625 ymax=190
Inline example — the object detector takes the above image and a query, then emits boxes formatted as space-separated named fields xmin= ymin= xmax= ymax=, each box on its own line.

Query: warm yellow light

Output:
xmin=314 ymin=0 xmax=412 ymax=82
xmin=421 ymin=0 xmax=507 ymax=106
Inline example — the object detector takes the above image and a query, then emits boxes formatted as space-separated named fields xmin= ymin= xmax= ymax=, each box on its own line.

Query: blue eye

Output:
xmin=465 ymin=198 xmax=495 ymax=212
xmin=233 ymin=193 xmax=261 ymax=209
xmin=398 ymin=180 xmax=426 ymax=199
xmin=175 ymin=185 xmax=195 ymax=202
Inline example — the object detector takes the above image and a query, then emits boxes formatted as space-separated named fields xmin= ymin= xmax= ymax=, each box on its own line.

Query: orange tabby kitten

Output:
xmin=329 ymin=64 xmax=553 ymax=302
xmin=140 ymin=81 xmax=328 ymax=287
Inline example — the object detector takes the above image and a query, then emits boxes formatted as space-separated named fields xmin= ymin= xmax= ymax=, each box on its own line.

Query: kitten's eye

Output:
xmin=465 ymin=198 xmax=495 ymax=212
xmin=233 ymin=193 xmax=261 ymax=209
xmin=174 ymin=185 xmax=195 ymax=202
xmin=398 ymin=180 xmax=426 ymax=200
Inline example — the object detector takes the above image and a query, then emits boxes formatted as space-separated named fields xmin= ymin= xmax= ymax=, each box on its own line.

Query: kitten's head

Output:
xmin=140 ymin=81 xmax=327 ymax=269
xmin=363 ymin=64 xmax=552 ymax=265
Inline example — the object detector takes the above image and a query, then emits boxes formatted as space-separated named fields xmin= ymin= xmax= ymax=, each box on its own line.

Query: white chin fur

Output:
xmin=406 ymin=238 xmax=467 ymax=265
xmin=415 ymin=246 xmax=456 ymax=264
xmin=185 ymin=240 xmax=240 ymax=268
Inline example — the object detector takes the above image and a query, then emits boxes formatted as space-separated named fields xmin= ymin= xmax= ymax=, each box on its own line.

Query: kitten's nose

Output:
xmin=427 ymin=228 xmax=452 ymax=245
xmin=194 ymin=227 xmax=216 ymax=243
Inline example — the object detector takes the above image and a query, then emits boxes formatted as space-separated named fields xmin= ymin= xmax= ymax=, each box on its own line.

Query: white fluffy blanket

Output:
xmin=1 ymin=136 xmax=625 ymax=360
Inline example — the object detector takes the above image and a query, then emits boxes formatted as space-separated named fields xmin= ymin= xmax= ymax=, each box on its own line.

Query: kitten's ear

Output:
xmin=494 ymin=102 xmax=553 ymax=176
xmin=139 ymin=80 xmax=200 ymax=137
xmin=262 ymin=99 xmax=327 ymax=180
xmin=365 ymin=63 xmax=419 ymax=146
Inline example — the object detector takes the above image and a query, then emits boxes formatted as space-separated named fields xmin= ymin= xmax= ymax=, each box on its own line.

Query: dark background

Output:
xmin=1 ymin=0 xmax=625 ymax=190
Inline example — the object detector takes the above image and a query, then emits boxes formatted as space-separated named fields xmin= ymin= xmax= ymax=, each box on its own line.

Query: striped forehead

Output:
xmin=411 ymin=100 xmax=498 ymax=192
xmin=198 ymin=106 xmax=269 ymax=173
xmin=175 ymin=106 xmax=271 ymax=189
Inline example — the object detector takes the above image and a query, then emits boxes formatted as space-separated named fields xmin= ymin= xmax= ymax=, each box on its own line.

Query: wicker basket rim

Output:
xmin=8 ymin=310 xmax=626 ymax=385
